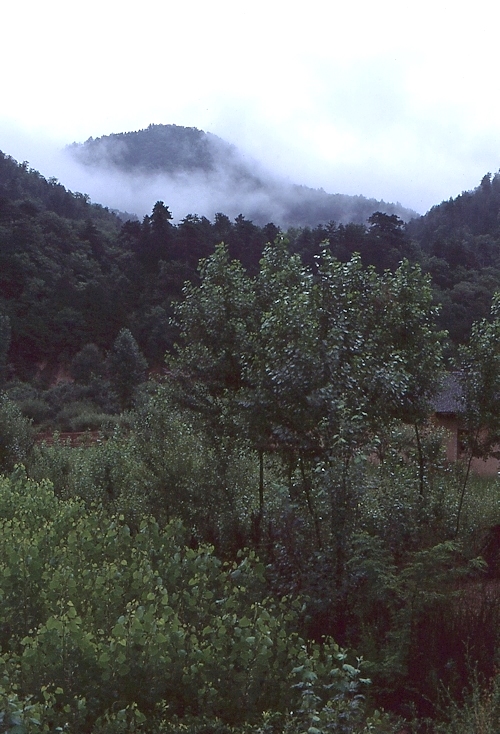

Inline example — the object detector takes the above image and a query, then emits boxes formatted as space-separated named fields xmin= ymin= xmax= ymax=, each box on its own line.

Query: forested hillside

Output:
xmin=409 ymin=171 xmax=500 ymax=342
xmin=4 ymin=146 xmax=500 ymax=383
xmin=0 ymin=151 xmax=123 ymax=375
xmin=68 ymin=124 xmax=417 ymax=227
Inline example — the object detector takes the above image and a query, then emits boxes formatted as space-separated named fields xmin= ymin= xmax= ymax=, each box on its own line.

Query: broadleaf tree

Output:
xmin=169 ymin=241 xmax=445 ymax=565
xmin=455 ymin=292 xmax=500 ymax=535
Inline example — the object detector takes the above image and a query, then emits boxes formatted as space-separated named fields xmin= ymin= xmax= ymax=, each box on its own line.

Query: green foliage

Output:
xmin=7 ymin=150 xmax=500 ymax=733
xmin=130 ymin=385 xmax=234 ymax=529
xmin=454 ymin=293 xmax=500 ymax=535
xmin=0 ymin=474 xmax=388 ymax=733
xmin=0 ymin=678 xmax=70 ymax=734
xmin=407 ymin=171 xmax=500 ymax=344
xmin=458 ymin=293 xmax=500 ymax=459
xmin=108 ymin=329 xmax=148 ymax=410
xmin=0 ymin=394 xmax=34 ymax=472
xmin=170 ymin=242 xmax=256 ymax=401
xmin=70 ymin=343 xmax=106 ymax=384
xmin=27 ymin=388 xmax=263 ymax=548
xmin=4 ymin=378 xmax=119 ymax=433
xmin=168 ymin=242 xmax=446 ymax=610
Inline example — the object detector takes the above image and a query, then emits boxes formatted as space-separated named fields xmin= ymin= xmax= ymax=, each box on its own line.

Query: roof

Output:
xmin=433 ymin=372 xmax=464 ymax=414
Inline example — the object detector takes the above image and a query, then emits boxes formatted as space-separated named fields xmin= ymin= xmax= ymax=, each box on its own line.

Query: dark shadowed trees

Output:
xmin=108 ymin=329 xmax=148 ymax=410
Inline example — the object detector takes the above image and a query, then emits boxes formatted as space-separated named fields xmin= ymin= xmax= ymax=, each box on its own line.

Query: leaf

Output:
xmin=45 ymin=616 xmax=61 ymax=631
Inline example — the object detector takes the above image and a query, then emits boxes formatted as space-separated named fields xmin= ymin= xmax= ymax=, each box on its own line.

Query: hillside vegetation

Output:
xmin=3 ymin=144 xmax=500 ymax=732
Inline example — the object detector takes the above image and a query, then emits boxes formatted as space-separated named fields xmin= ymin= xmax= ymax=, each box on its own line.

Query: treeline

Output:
xmin=409 ymin=171 xmax=500 ymax=340
xmin=4 ymin=148 xmax=500 ymax=386
xmin=0 ymin=151 xmax=278 ymax=378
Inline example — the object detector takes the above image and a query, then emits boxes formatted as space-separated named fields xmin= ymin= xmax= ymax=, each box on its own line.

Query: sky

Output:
xmin=2 ymin=0 xmax=500 ymax=217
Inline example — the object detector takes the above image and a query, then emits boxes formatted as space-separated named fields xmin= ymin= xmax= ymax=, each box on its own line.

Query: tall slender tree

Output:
xmin=108 ymin=328 xmax=148 ymax=410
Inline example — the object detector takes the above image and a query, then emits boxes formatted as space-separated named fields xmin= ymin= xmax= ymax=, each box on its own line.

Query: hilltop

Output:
xmin=67 ymin=124 xmax=417 ymax=227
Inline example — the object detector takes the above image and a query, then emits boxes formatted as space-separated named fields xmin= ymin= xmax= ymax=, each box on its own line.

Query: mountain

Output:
xmin=4 ymin=138 xmax=500 ymax=378
xmin=0 ymin=151 xmax=122 ymax=230
xmin=67 ymin=124 xmax=417 ymax=227
xmin=407 ymin=171 xmax=500 ymax=344
xmin=0 ymin=145 xmax=420 ymax=381
xmin=0 ymin=150 xmax=129 ymax=376
xmin=407 ymin=172 xmax=500 ymax=251
xmin=8 ymin=129 xmax=500 ymax=366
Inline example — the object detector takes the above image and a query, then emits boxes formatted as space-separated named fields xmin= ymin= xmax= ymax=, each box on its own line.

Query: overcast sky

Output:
xmin=2 ymin=0 xmax=500 ymax=216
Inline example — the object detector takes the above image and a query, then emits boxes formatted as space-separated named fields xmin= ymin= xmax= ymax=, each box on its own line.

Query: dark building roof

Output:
xmin=433 ymin=372 xmax=464 ymax=414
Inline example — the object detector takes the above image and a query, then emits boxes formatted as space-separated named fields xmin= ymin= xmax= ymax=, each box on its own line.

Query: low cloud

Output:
xmin=0 ymin=125 xmax=415 ymax=227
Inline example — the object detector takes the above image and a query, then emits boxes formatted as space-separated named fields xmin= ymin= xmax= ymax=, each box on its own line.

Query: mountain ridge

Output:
xmin=67 ymin=123 xmax=418 ymax=227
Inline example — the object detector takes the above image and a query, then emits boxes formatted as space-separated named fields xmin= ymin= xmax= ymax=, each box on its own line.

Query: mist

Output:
xmin=0 ymin=123 xmax=417 ymax=227
xmin=4 ymin=0 xmax=500 ymax=221
xmin=2 ymin=116 xmax=496 ymax=227
xmin=0 ymin=123 xmax=268 ymax=223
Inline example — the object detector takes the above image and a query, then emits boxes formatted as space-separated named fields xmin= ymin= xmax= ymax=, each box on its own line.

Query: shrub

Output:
xmin=0 ymin=393 xmax=34 ymax=472
xmin=0 ymin=474 xmax=390 ymax=732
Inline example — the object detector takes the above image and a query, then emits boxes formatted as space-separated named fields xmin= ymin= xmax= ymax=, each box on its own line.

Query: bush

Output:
xmin=17 ymin=397 xmax=52 ymax=425
xmin=0 ymin=474 xmax=391 ymax=733
xmin=70 ymin=342 xmax=106 ymax=384
xmin=51 ymin=400 xmax=114 ymax=432
xmin=0 ymin=393 xmax=34 ymax=472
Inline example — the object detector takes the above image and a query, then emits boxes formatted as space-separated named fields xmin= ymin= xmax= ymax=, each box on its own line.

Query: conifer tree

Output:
xmin=108 ymin=328 xmax=148 ymax=410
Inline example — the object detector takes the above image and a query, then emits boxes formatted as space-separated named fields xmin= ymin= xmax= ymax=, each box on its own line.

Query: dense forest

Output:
xmin=4 ymin=148 xmax=500 ymax=732
xmin=3 ymin=149 xmax=500 ymax=386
